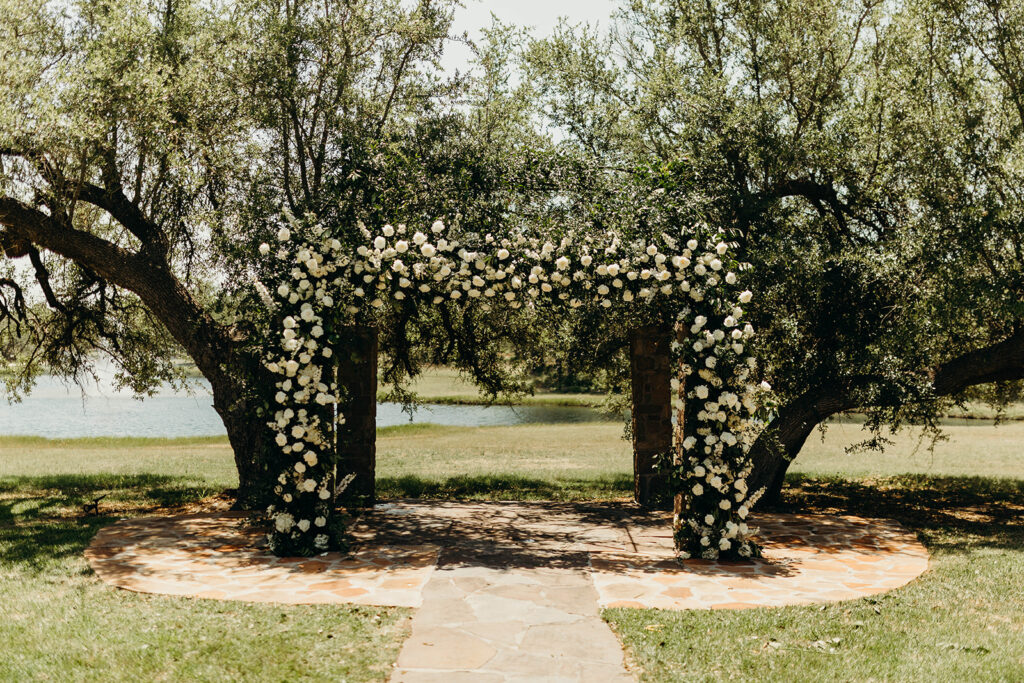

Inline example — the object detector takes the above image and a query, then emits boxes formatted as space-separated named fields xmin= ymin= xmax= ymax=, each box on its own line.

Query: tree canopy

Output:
xmin=520 ymin=0 xmax=1024 ymax=498
xmin=1 ymin=0 xmax=1022 ymax=531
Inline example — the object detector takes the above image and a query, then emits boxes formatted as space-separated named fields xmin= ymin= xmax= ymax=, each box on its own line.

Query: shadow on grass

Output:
xmin=0 ymin=473 xmax=216 ymax=568
xmin=781 ymin=473 xmax=1024 ymax=553
xmin=376 ymin=473 xmax=634 ymax=501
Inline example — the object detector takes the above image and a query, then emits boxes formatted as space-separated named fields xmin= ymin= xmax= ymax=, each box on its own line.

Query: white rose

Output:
xmin=274 ymin=513 xmax=295 ymax=532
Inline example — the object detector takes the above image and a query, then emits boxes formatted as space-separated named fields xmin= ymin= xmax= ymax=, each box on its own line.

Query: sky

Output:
xmin=441 ymin=0 xmax=620 ymax=73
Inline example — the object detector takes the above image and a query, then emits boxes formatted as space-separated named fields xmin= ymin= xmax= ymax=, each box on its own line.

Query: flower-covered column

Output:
xmin=261 ymin=225 xmax=349 ymax=556
xmin=671 ymin=278 xmax=768 ymax=559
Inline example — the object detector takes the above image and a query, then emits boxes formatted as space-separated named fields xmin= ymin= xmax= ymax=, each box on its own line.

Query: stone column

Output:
xmin=336 ymin=325 xmax=378 ymax=507
xmin=672 ymin=322 xmax=687 ymax=527
xmin=629 ymin=325 xmax=673 ymax=509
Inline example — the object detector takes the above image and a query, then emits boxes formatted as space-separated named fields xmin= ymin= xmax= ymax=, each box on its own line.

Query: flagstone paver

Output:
xmin=86 ymin=501 xmax=929 ymax=680
xmin=86 ymin=513 xmax=439 ymax=607
xmin=86 ymin=502 xmax=929 ymax=611
xmin=391 ymin=563 xmax=633 ymax=682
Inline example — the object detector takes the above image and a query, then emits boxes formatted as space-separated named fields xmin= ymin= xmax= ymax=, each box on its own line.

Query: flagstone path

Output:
xmin=86 ymin=501 xmax=930 ymax=681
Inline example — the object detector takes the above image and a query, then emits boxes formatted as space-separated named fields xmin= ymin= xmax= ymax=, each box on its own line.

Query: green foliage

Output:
xmin=520 ymin=0 xmax=1024 ymax=448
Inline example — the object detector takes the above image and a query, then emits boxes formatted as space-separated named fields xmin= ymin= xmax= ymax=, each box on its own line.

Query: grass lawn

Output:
xmin=0 ymin=437 xmax=409 ymax=682
xmin=378 ymin=365 xmax=604 ymax=407
xmin=1 ymin=419 xmax=1022 ymax=680
xmin=384 ymin=365 xmax=1024 ymax=419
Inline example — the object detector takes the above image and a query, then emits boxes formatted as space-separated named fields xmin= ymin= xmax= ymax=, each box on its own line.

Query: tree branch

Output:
xmin=0 ymin=197 xmax=232 ymax=382
xmin=27 ymin=246 xmax=66 ymax=313
xmin=749 ymin=327 xmax=1024 ymax=505
xmin=76 ymin=183 xmax=170 ymax=258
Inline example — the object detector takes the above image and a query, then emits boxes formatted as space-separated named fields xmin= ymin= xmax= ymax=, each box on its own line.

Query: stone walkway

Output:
xmin=391 ymin=565 xmax=632 ymax=682
xmin=86 ymin=501 xmax=930 ymax=681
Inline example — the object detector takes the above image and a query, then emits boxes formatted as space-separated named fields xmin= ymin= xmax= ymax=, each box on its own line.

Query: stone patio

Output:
xmin=86 ymin=500 xmax=930 ymax=681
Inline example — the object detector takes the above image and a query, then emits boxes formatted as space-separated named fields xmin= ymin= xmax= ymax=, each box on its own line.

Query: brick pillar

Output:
xmin=672 ymin=322 xmax=687 ymax=527
xmin=629 ymin=325 xmax=673 ymax=509
xmin=336 ymin=325 xmax=378 ymax=507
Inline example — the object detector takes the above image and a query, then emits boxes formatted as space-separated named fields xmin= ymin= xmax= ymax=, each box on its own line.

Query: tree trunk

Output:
xmin=629 ymin=325 xmax=673 ymax=509
xmin=191 ymin=349 xmax=280 ymax=510
xmin=336 ymin=325 xmax=378 ymax=507
xmin=746 ymin=389 xmax=859 ymax=508
xmin=746 ymin=329 xmax=1024 ymax=508
xmin=212 ymin=383 xmax=277 ymax=510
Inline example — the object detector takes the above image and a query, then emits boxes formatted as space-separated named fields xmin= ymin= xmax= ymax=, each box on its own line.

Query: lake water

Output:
xmin=0 ymin=375 xmax=607 ymax=438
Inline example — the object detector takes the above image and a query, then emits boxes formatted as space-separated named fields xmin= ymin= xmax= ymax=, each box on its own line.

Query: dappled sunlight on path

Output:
xmin=85 ymin=501 xmax=928 ymax=681
xmin=85 ymin=501 xmax=929 ymax=611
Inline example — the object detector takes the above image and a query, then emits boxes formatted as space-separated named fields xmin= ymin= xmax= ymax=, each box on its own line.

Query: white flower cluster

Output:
xmin=260 ymin=224 xmax=348 ymax=556
xmin=670 ymin=310 xmax=771 ymax=560
xmin=347 ymin=220 xmax=743 ymax=315
xmin=259 ymin=219 xmax=766 ymax=558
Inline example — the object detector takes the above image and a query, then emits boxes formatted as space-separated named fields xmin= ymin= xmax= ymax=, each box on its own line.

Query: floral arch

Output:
xmin=255 ymin=220 xmax=770 ymax=560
